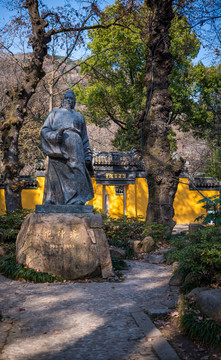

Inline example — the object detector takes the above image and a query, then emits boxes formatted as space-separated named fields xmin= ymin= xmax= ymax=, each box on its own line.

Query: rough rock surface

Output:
xmin=196 ymin=289 xmax=221 ymax=320
xmin=142 ymin=236 xmax=155 ymax=253
xmin=131 ymin=240 xmax=142 ymax=255
xmin=169 ymin=272 xmax=185 ymax=286
xmin=189 ymin=223 xmax=205 ymax=234
xmin=109 ymin=247 xmax=126 ymax=259
xmin=16 ymin=213 xmax=113 ymax=280
xmin=172 ymin=262 xmax=179 ymax=272
xmin=130 ymin=237 xmax=155 ymax=256
xmin=186 ymin=287 xmax=210 ymax=301
xmin=148 ymin=254 xmax=165 ymax=264
xmin=184 ymin=272 xmax=199 ymax=285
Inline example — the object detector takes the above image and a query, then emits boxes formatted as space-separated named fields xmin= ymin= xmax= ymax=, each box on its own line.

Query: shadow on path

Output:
xmin=0 ymin=261 xmax=179 ymax=360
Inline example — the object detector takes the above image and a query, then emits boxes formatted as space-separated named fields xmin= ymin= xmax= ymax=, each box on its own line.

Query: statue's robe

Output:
xmin=41 ymin=108 xmax=94 ymax=205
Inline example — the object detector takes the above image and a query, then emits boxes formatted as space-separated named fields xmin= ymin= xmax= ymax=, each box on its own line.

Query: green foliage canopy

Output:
xmin=76 ymin=3 xmax=147 ymax=150
xmin=75 ymin=3 xmax=201 ymax=151
xmin=173 ymin=63 xmax=221 ymax=138
xmin=174 ymin=62 xmax=221 ymax=177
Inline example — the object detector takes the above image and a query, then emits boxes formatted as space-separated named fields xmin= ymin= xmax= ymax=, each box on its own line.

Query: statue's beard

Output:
xmin=63 ymin=100 xmax=74 ymax=110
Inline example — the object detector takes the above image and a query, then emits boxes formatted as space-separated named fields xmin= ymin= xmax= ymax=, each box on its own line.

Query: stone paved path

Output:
xmin=0 ymin=260 xmax=180 ymax=360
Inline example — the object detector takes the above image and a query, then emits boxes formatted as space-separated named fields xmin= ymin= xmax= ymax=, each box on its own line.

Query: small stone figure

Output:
xmin=41 ymin=90 xmax=94 ymax=205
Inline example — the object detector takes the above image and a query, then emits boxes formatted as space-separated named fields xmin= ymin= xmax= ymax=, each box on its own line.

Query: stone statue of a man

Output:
xmin=41 ymin=90 xmax=94 ymax=205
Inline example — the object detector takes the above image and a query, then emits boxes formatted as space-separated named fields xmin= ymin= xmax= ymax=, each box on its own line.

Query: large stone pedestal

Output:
xmin=16 ymin=213 xmax=114 ymax=280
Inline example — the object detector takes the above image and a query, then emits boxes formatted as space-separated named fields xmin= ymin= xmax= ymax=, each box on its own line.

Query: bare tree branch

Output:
xmin=0 ymin=44 xmax=25 ymax=70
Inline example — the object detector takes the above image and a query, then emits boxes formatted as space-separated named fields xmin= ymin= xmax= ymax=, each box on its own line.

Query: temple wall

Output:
xmin=0 ymin=176 xmax=219 ymax=224
xmin=0 ymin=189 xmax=6 ymax=214
xmin=21 ymin=177 xmax=45 ymax=210
xmin=135 ymin=178 xmax=149 ymax=220
xmin=173 ymin=178 xmax=219 ymax=224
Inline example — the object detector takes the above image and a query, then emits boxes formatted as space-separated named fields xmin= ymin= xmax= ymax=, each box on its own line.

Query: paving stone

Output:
xmin=131 ymin=311 xmax=162 ymax=338
xmin=152 ymin=337 xmax=180 ymax=360
xmin=0 ymin=260 xmax=180 ymax=360
xmin=147 ymin=308 xmax=171 ymax=316
xmin=148 ymin=254 xmax=165 ymax=264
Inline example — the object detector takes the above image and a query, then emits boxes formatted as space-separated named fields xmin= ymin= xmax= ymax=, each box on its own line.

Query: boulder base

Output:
xmin=16 ymin=213 xmax=114 ymax=280
xmin=196 ymin=289 xmax=221 ymax=320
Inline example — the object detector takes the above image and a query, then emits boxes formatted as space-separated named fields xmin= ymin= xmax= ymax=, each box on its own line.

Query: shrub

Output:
xmin=195 ymin=195 xmax=221 ymax=225
xmin=179 ymin=299 xmax=221 ymax=346
xmin=166 ymin=195 xmax=221 ymax=288
xmin=179 ymin=282 xmax=199 ymax=295
xmin=111 ymin=257 xmax=128 ymax=271
xmin=167 ymin=234 xmax=187 ymax=252
xmin=103 ymin=215 xmax=145 ymax=244
xmin=168 ymin=226 xmax=221 ymax=285
xmin=103 ymin=215 xmax=145 ymax=257
xmin=0 ymin=209 xmax=33 ymax=242
xmin=142 ymin=222 xmax=168 ymax=243
xmin=103 ymin=215 xmax=172 ymax=258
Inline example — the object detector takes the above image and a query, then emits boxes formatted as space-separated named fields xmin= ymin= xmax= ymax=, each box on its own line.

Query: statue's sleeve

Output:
xmin=81 ymin=116 xmax=92 ymax=162
xmin=41 ymin=111 xmax=64 ymax=159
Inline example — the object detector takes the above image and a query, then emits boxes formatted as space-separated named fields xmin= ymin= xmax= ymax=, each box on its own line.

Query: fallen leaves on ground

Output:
xmin=171 ymin=311 xmax=179 ymax=317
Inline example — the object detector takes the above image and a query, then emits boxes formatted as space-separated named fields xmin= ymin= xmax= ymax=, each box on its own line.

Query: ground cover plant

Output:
xmin=0 ymin=209 xmax=33 ymax=242
xmin=166 ymin=224 xmax=221 ymax=348
xmin=142 ymin=222 xmax=168 ymax=243
xmin=152 ymin=310 xmax=221 ymax=359
xmin=103 ymin=215 xmax=170 ymax=274
xmin=103 ymin=215 xmax=168 ymax=255
xmin=147 ymin=195 xmax=221 ymax=350
xmin=0 ymin=252 xmax=64 ymax=283
xmin=167 ymin=226 xmax=221 ymax=289
xmin=179 ymin=298 xmax=221 ymax=347
xmin=103 ymin=215 xmax=145 ymax=256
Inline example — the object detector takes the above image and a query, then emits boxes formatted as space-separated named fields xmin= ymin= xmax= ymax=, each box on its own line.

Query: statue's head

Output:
xmin=63 ymin=90 xmax=76 ymax=110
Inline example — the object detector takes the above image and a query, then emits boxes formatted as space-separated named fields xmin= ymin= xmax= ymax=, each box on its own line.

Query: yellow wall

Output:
xmin=135 ymin=178 xmax=149 ymax=220
xmin=173 ymin=178 xmax=219 ymax=224
xmin=0 ymin=176 xmax=219 ymax=224
xmin=0 ymin=189 xmax=6 ymax=215
xmin=126 ymin=184 xmax=136 ymax=218
xmin=0 ymin=178 xmax=45 ymax=214
xmin=87 ymin=178 xmax=148 ymax=219
xmin=21 ymin=177 xmax=45 ymax=210
xmin=87 ymin=179 xmax=103 ymax=210
xmin=105 ymin=185 xmax=124 ymax=217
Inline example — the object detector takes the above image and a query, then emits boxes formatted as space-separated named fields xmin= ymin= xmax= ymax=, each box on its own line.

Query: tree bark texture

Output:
xmin=1 ymin=0 xmax=50 ymax=211
xmin=142 ymin=0 xmax=184 ymax=233
xmin=0 ymin=0 xmax=120 ymax=212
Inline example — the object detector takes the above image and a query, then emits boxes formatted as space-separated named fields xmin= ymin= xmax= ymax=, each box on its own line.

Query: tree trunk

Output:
xmin=2 ymin=111 xmax=24 ymax=212
xmin=142 ymin=0 xmax=184 ymax=233
xmin=1 ymin=0 xmax=50 ymax=211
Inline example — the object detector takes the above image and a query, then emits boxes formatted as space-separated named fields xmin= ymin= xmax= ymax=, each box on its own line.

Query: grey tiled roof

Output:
xmin=189 ymin=177 xmax=220 ymax=190
xmin=0 ymin=176 xmax=37 ymax=189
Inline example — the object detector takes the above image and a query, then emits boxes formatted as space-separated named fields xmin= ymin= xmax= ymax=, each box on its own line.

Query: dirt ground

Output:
xmin=152 ymin=313 xmax=221 ymax=360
